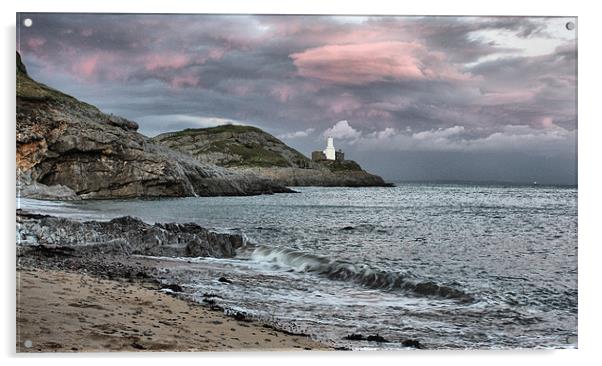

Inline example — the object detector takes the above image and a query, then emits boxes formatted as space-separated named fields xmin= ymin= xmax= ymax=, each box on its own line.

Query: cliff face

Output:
xmin=16 ymin=53 xmax=292 ymax=200
xmin=152 ymin=125 xmax=390 ymax=187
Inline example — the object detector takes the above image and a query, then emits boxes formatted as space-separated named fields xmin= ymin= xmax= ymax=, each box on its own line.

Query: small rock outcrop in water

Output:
xmin=16 ymin=52 xmax=291 ymax=200
xmin=152 ymin=125 xmax=391 ymax=187
xmin=401 ymin=339 xmax=424 ymax=349
xmin=16 ymin=210 xmax=244 ymax=258
xmin=343 ymin=334 xmax=366 ymax=341
xmin=161 ymin=284 xmax=184 ymax=292
xmin=343 ymin=334 xmax=389 ymax=343
xmin=218 ymin=276 xmax=233 ymax=284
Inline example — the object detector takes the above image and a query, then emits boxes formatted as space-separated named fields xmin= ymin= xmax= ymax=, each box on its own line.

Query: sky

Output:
xmin=17 ymin=14 xmax=577 ymax=184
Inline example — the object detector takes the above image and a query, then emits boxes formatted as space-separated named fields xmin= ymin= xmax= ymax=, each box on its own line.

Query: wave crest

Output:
xmin=249 ymin=245 xmax=474 ymax=303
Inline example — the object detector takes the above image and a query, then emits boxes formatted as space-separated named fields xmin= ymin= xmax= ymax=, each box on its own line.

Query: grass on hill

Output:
xmin=166 ymin=125 xmax=265 ymax=138
xmin=321 ymin=159 xmax=363 ymax=172
xmin=201 ymin=140 xmax=291 ymax=168
xmin=16 ymin=52 xmax=98 ymax=111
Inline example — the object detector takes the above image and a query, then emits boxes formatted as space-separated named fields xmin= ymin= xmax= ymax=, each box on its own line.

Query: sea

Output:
xmin=18 ymin=183 xmax=578 ymax=349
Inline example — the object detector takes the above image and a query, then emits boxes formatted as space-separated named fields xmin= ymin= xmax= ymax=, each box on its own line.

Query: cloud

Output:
xmin=26 ymin=37 xmax=46 ymax=50
xmin=144 ymin=53 xmax=191 ymax=71
xmin=412 ymin=125 xmax=465 ymax=141
xmin=323 ymin=120 xmax=362 ymax=139
xmin=136 ymin=114 xmax=247 ymax=136
xmin=290 ymin=41 xmax=472 ymax=84
xmin=320 ymin=93 xmax=362 ymax=115
xmin=65 ymin=51 xmax=135 ymax=83
xmin=168 ymin=74 xmax=201 ymax=88
xmin=353 ymin=124 xmax=574 ymax=153
xmin=19 ymin=15 xmax=575 ymax=134
xmin=277 ymin=128 xmax=315 ymax=139
xmin=270 ymin=84 xmax=297 ymax=102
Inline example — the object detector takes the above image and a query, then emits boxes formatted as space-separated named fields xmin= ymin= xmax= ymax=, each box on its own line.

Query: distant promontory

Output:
xmin=152 ymin=126 xmax=390 ymax=187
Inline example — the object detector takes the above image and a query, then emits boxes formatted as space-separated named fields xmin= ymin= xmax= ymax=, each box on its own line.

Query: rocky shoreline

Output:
xmin=17 ymin=209 xmax=431 ymax=352
xmin=16 ymin=209 xmax=257 ymax=293
xmin=17 ymin=210 xmax=244 ymax=258
xmin=16 ymin=209 xmax=329 ymax=352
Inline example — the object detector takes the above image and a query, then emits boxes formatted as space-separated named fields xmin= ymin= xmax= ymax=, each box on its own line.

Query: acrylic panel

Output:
xmin=16 ymin=13 xmax=577 ymax=352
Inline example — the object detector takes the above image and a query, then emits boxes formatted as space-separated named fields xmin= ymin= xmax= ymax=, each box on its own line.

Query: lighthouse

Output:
xmin=323 ymin=137 xmax=336 ymax=160
xmin=311 ymin=137 xmax=345 ymax=162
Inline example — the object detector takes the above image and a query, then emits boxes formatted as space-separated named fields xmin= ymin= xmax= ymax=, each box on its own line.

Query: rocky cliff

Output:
xmin=152 ymin=125 xmax=390 ymax=187
xmin=16 ymin=53 xmax=292 ymax=200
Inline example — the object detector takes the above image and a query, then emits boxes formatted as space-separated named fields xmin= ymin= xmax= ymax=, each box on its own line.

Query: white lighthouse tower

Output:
xmin=323 ymin=137 xmax=336 ymax=160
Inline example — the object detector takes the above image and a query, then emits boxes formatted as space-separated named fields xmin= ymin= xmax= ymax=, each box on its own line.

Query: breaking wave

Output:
xmin=247 ymin=245 xmax=475 ymax=303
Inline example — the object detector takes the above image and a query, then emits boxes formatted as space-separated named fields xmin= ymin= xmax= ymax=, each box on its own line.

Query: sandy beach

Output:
xmin=16 ymin=268 xmax=327 ymax=352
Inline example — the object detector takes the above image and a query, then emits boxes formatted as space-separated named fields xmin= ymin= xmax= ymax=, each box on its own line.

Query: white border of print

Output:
xmin=1 ymin=1 xmax=598 ymax=366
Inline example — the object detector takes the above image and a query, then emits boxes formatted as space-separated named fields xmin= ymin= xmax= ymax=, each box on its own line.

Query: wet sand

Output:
xmin=16 ymin=268 xmax=327 ymax=352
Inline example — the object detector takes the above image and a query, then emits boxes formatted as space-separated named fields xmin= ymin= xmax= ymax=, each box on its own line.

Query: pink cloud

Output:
xmin=68 ymin=52 xmax=129 ymax=82
xmin=73 ymin=54 xmax=102 ymax=78
xmin=538 ymin=116 xmax=557 ymax=129
xmin=300 ymin=82 xmax=323 ymax=93
xmin=193 ymin=48 xmax=228 ymax=64
xmin=207 ymin=48 xmax=226 ymax=61
xmin=26 ymin=37 xmax=46 ymax=50
xmin=169 ymin=74 xmax=200 ymax=89
xmin=232 ymin=84 xmax=253 ymax=96
xmin=258 ymin=17 xmax=395 ymax=45
xmin=290 ymin=41 xmax=471 ymax=84
xmin=223 ymin=81 xmax=255 ymax=96
xmin=144 ymin=53 xmax=190 ymax=71
xmin=322 ymin=94 xmax=363 ymax=114
xmin=42 ymin=47 xmax=201 ymax=87
xmin=358 ymin=108 xmax=393 ymax=120
xmin=270 ymin=85 xmax=296 ymax=102
xmin=480 ymin=88 xmax=541 ymax=105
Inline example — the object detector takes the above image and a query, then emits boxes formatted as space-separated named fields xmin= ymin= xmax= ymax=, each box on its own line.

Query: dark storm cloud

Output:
xmin=17 ymin=14 xmax=577 ymax=184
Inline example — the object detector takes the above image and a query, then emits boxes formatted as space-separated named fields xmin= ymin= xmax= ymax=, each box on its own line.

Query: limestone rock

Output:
xmin=16 ymin=210 xmax=244 ymax=258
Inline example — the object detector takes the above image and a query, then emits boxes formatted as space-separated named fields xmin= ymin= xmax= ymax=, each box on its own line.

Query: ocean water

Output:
xmin=19 ymin=183 xmax=578 ymax=349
